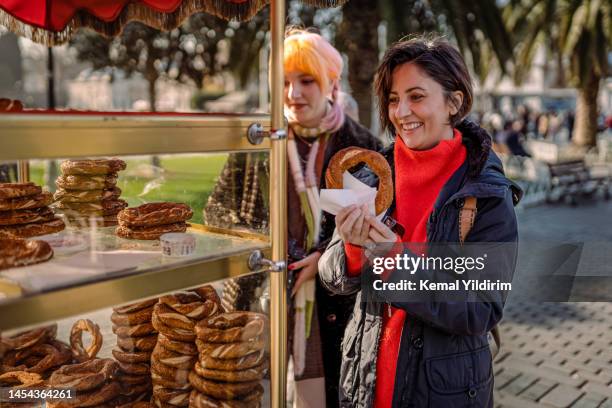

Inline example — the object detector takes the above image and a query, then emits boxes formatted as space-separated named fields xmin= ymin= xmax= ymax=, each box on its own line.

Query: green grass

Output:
xmin=30 ymin=154 xmax=229 ymax=224
xmin=30 ymin=166 xmax=44 ymax=186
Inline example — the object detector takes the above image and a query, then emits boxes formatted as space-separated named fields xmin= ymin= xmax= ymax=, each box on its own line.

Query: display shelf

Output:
xmin=0 ymin=113 xmax=271 ymax=160
xmin=0 ymin=0 xmax=293 ymax=404
xmin=0 ymin=225 xmax=270 ymax=331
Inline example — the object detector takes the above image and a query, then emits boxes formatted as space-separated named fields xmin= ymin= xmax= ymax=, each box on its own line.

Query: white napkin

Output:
xmin=320 ymin=171 xmax=377 ymax=216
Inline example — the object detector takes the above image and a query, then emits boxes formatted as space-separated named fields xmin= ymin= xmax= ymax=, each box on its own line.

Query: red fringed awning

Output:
xmin=0 ymin=0 xmax=349 ymax=45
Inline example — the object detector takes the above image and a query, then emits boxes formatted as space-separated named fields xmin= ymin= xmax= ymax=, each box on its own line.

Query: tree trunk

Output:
xmin=45 ymin=47 xmax=58 ymax=191
xmin=337 ymin=0 xmax=381 ymax=129
xmin=146 ymin=77 xmax=162 ymax=168
xmin=573 ymin=72 xmax=600 ymax=147
xmin=148 ymin=78 xmax=157 ymax=112
xmin=44 ymin=161 xmax=58 ymax=193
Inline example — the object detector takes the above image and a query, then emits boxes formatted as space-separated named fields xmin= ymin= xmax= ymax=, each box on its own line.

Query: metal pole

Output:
xmin=44 ymin=46 xmax=58 ymax=190
xmin=17 ymin=161 xmax=29 ymax=182
xmin=47 ymin=47 xmax=55 ymax=109
xmin=269 ymin=1 xmax=287 ymax=407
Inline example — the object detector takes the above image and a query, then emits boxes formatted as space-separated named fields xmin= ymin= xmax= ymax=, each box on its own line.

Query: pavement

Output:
xmin=494 ymin=198 xmax=612 ymax=407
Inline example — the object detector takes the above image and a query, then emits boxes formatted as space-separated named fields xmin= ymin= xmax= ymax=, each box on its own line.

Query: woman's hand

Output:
xmin=336 ymin=204 xmax=370 ymax=246
xmin=289 ymin=251 xmax=322 ymax=297
xmin=365 ymin=215 xmax=399 ymax=243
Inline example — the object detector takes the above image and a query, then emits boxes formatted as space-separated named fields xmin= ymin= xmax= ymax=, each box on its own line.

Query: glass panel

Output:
xmin=202 ymin=152 xmax=270 ymax=235
xmin=0 ymin=152 xmax=269 ymax=298
xmin=0 ymin=278 xmax=270 ymax=407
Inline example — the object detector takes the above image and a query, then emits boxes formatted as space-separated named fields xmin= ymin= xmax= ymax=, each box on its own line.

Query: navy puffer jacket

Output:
xmin=318 ymin=120 xmax=522 ymax=407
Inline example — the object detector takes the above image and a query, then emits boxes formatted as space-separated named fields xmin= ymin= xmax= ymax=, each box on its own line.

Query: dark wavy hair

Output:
xmin=374 ymin=36 xmax=473 ymax=137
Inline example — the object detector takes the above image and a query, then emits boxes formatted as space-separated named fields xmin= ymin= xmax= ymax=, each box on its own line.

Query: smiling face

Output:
xmin=388 ymin=62 xmax=462 ymax=150
xmin=284 ymin=71 xmax=329 ymax=128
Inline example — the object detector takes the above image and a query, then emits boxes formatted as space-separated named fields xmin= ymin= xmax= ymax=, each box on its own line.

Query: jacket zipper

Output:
xmin=366 ymin=302 xmax=384 ymax=407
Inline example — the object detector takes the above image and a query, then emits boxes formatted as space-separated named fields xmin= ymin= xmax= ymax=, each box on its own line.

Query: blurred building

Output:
xmin=0 ymin=33 xmax=88 ymax=108
xmin=0 ymin=32 xmax=22 ymax=100
xmin=603 ymin=78 xmax=612 ymax=114
xmin=476 ymin=45 xmax=578 ymax=115
xmin=67 ymin=68 xmax=195 ymax=111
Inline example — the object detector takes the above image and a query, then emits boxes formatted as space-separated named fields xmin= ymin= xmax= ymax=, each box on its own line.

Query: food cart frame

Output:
xmin=0 ymin=1 xmax=296 ymax=406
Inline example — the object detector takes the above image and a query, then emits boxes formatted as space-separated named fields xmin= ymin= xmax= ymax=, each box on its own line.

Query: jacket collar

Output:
xmin=380 ymin=118 xmax=490 ymax=178
xmin=381 ymin=119 xmax=523 ymax=215
xmin=456 ymin=119 xmax=491 ymax=178
xmin=441 ymin=151 xmax=523 ymax=208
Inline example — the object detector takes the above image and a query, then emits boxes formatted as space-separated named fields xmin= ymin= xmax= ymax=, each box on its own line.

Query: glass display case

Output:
xmin=0 ymin=112 xmax=283 ymax=407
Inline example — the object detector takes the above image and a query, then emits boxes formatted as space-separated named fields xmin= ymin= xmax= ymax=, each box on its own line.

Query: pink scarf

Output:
xmin=286 ymin=100 xmax=345 ymax=191
xmin=286 ymin=97 xmax=345 ymax=378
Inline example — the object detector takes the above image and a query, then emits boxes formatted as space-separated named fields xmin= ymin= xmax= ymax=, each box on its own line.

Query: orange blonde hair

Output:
xmin=284 ymin=29 xmax=343 ymax=94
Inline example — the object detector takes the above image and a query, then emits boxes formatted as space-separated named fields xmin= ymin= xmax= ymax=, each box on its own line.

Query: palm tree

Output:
xmin=503 ymin=0 xmax=611 ymax=147
xmin=336 ymin=0 xmax=382 ymax=128
xmin=337 ymin=0 xmax=514 ymax=130
xmin=429 ymin=0 xmax=515 ymax=82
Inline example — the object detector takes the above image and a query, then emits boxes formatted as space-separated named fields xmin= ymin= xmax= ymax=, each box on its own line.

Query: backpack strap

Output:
xmin=458 ymin=197 xmax=502 ymax=358
xmin=459 ymin=196 xmax=477 ymax=244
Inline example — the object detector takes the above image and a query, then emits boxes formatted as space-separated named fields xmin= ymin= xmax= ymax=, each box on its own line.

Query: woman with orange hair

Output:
xmin=283 ymin=28 xmax=381 ymax=407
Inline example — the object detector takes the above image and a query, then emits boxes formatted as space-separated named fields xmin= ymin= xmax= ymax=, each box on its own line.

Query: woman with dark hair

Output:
xmin=319 ymin=37 xmax=522 ymax=407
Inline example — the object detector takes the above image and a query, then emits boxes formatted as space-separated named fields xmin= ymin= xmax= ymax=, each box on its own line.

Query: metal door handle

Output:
xmin=246 ymin=123 xmax=287 ymax=145
xmin=248 ymin=250 xmax=285 ymax=272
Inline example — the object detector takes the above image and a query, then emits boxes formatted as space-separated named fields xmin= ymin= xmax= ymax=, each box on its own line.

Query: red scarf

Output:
xmin=374 ymin=129 xmax=466 ymax=407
